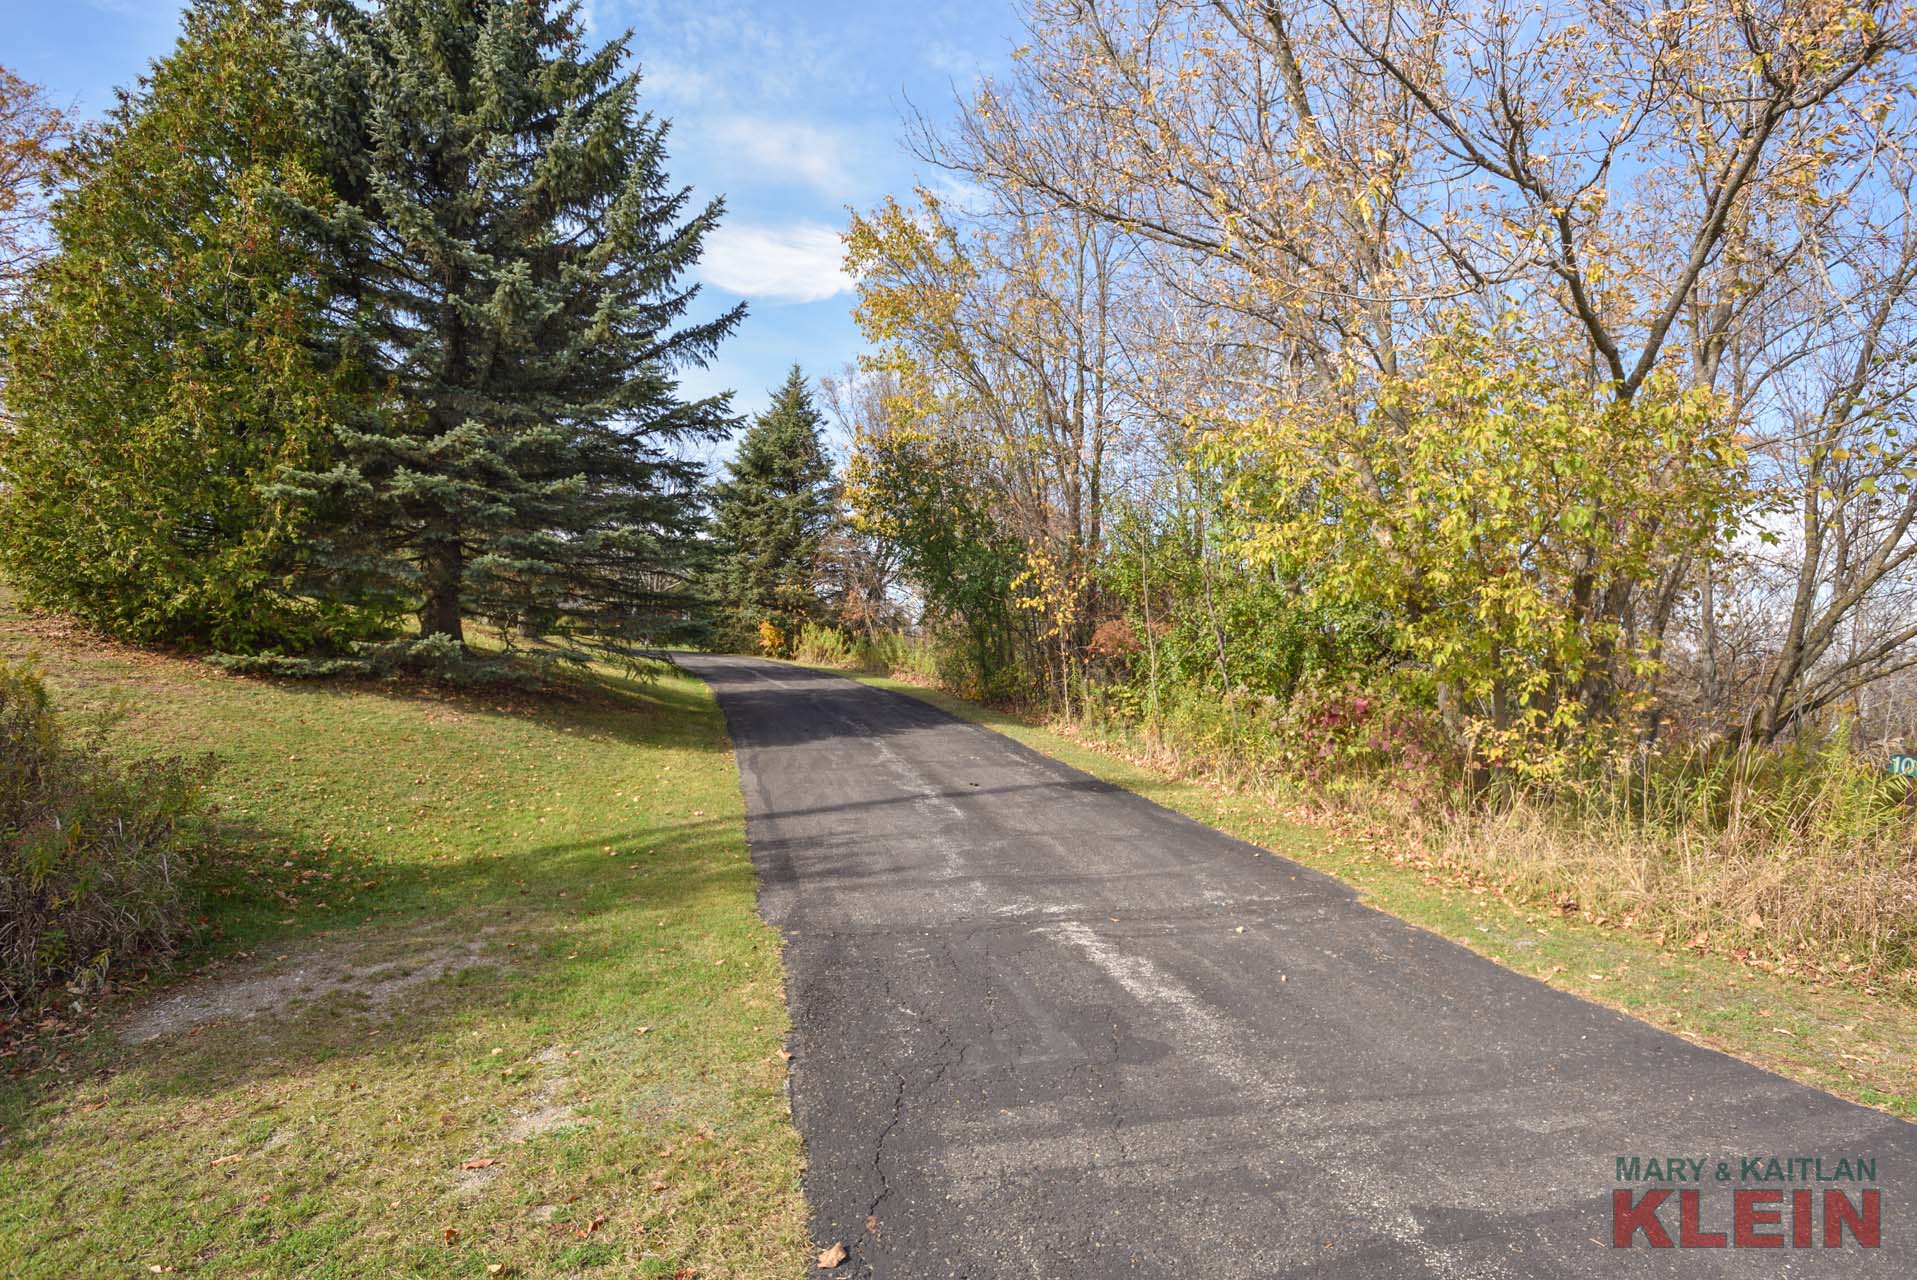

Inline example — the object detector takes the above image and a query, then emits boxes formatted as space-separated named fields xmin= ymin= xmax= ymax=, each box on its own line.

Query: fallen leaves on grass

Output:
xmin=460 ymin=1157 xmax=499 ymax=1170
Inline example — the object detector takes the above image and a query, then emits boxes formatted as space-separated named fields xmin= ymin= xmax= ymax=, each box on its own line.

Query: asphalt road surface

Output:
xmin=679 ymin=655 xmax=1916 ymax=1278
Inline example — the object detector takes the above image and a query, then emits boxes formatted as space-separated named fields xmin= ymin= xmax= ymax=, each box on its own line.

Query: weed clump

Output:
xmin=0 ymin=658 xmax=212 ymax=1009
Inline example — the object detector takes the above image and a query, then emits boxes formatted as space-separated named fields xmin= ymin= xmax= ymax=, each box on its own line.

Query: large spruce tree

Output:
xmin=705 ymin=366 xmax=838 ymax=649
xmin=290 ymin=0 xmax=740 ymax=645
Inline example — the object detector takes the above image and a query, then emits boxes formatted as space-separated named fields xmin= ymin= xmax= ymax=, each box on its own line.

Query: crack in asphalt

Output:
xmin=858 ymin=1008 xmax=961 ymax=1274
xmin=862 ymin=1069 xmax=906 ymax=1253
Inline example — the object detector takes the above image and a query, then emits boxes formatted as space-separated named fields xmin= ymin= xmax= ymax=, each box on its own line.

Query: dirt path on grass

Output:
xmin=681 ymin=653 xmax=1917 ymax=1280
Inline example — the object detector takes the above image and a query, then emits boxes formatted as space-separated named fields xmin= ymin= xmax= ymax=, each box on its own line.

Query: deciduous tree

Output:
xmin=846 ymin=189 xmax=1125 ymax=701
xmin=0 ymin=65 xmax=68 ymax=306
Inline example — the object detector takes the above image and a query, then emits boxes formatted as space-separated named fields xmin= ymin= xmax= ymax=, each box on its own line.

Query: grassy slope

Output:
xmin=844 ymin=671 xmax=1917 ymax=1121
xmin=0 ymin=603 xmax=807 ymax=1279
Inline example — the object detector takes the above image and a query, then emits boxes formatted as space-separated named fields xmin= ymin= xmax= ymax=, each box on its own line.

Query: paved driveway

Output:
xmin=680 ymin=654 xmax=1914 ymax=1278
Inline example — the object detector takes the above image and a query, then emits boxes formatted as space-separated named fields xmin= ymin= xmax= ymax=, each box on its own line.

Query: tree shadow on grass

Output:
xmin=5 ymin=610 xmax=739 ymax=760
xmin=0 ymin=653 xmax=993 ymax=1146
xmin=0 ymin=810 xmax=761 ymax=1143
xmin=223 ymin=659 xmax=738 ymax=757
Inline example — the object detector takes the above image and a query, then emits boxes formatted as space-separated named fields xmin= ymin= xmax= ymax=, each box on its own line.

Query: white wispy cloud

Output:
xmin=702 ymin=115 xmax=861 ymax=198
xmin=638 ymin=57 xmax=723 ymax=104
xmin=923 ymin=39 xmax=984 ymax=79
xmin=614 ymin=1 xmax=847 ymax=103
xmin=698 ymin=222 xmax=851 ymax=303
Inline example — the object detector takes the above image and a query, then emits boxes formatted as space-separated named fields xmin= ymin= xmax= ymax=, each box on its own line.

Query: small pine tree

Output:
xmin=288 ymin=0 xmax=741 ymax=646
xmin=0 ymin=0 xmax=384 ymax=650
xmin=704 ymin=367 xmax=838 ymax=650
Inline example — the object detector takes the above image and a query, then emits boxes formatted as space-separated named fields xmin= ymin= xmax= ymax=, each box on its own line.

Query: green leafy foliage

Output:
xmin=844 ymin=408 xmax=1029 ymax=694
xmin=0 ymin=0 xmax=385 ymax=651
xmin=0 ymin=659 xmax=211 ymax=1009
xmin=1205 ymin=313 xmax=1747 ymax=772
xmin=1081 ymin=668 xmax=1456 ymax=798
xmin=1100 ymin=509 xmax=1395 ymax=702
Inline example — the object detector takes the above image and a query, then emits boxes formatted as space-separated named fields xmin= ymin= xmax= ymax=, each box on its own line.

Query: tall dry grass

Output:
xmin=1444 ymin=743 xmax=1917 ymax=983
xmin=791 ymin=623 xmax=942 ymax=682
xmin=1073 ymin=679 xmax=1916 ymax=986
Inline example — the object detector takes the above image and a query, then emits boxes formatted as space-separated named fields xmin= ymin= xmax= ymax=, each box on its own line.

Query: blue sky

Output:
xmin=5 ymin=0 xmax=1019 ymax=444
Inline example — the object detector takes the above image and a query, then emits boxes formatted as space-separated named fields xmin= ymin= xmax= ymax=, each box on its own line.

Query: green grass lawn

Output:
xmin=844 ymin=671 xmax=1917 ymax=1121
xmin=0 ymin=604 xmax=808 ymax=1278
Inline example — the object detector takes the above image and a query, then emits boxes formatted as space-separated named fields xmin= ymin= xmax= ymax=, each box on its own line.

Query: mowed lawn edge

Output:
xmin=0 ymin=605 xmax=810 ymax=1279
xmin=814 ymin=665 xmax=1917 ymax=1121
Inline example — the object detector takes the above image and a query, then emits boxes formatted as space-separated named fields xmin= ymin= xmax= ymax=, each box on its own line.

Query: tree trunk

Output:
xmin=421 ymin=539 xmax=465 ymax=643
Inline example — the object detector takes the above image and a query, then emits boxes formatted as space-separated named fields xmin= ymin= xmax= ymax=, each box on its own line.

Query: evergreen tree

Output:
xmin=289 ymin=0 xmax=740 ymax=645
xmin=0 ymin=0 xmax=383 ymax=651
xmin=705 ymin=366 xmax=838 ymax=650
